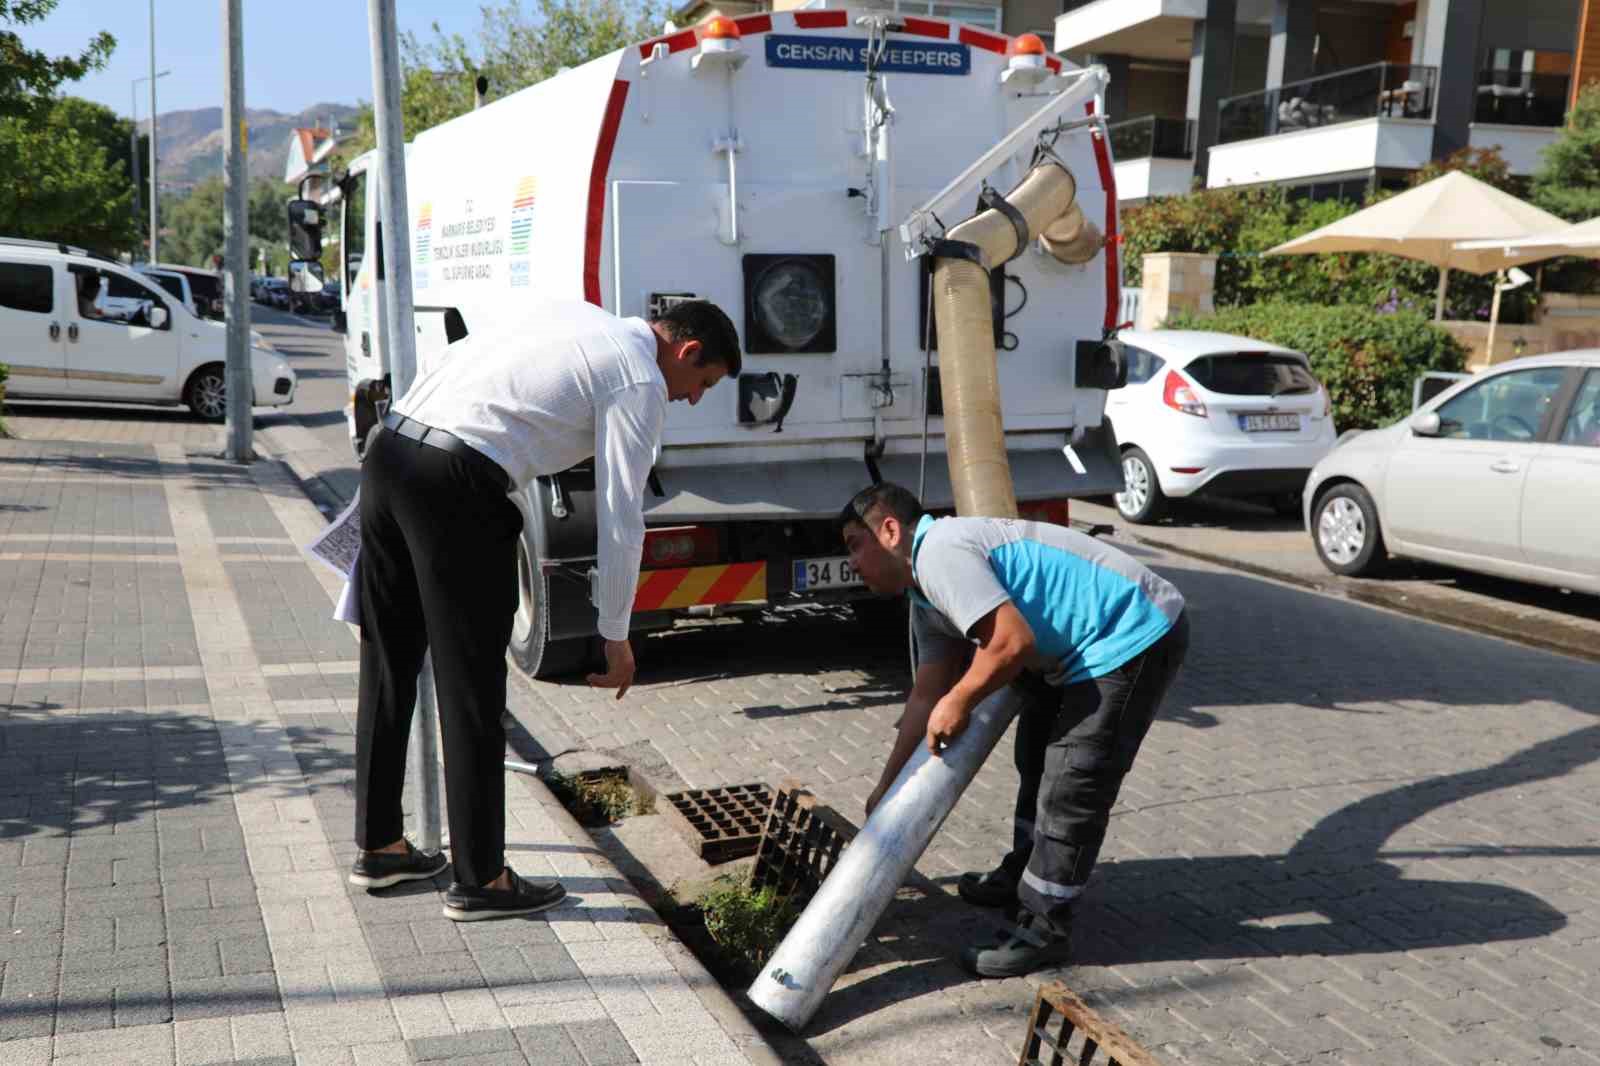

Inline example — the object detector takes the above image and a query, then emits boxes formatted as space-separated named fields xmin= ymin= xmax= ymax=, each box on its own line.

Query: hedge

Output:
xmin=1162 ymin=303 xmax=1467 ymax=431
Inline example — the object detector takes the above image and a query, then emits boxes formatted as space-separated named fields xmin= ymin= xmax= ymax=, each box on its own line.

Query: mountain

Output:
xmin=139 ymin=102 xmax=364 ymax=193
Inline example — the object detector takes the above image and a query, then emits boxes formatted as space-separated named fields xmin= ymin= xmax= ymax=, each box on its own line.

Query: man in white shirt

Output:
xmin=348 ymin=298 xmax=740 ymax=921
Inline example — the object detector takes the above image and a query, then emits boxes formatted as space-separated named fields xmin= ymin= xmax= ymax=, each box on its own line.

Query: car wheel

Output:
xmin=184 ymin=365 xmax=228 ymax=422
xmin=1114 ymin=447 xmax=1165 ymax=524
xmin=1313 ymin=483 xmax=1386 ymax=577
xmin=508 ymin=527 xmax=593 ymax=679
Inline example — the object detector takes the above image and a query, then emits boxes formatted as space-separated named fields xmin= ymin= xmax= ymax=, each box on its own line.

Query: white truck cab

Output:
xmin=322 ymin=14 xmax=1129 ymax=675
xmin=0 ymin=238 xmax=297 ymax=420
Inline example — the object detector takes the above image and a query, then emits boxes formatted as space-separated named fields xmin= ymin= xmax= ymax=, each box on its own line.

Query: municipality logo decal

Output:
xmin=509 ymin=177 xmax=535 ymax=286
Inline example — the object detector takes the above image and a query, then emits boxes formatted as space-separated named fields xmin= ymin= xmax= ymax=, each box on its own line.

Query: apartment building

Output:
xmin=1056 ymin=0 xmax=1594 ymax=202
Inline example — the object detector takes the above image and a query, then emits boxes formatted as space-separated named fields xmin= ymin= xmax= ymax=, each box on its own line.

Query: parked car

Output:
xmin=257 ymin=277 xmax=290 ymax=309
xmin=134 ymin=265 xmax=200 ymax=318
xmin=1104 ymin=330 xmax=1338 ymax=522
xmin=0 ymin=237 xmax=296 ymax=420
xmin=153 ymin=263 xmax=224 ymax=319
xmin=1305 ymin=351 xmax=1599 ymax=595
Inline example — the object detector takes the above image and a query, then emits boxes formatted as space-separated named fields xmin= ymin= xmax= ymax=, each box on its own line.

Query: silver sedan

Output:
xmin=1304 ymin=351 xmax=1600 ymax=595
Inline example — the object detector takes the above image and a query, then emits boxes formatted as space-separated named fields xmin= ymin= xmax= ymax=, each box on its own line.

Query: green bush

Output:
xmin=1164 ymin=303 xmax=1467 ymax=430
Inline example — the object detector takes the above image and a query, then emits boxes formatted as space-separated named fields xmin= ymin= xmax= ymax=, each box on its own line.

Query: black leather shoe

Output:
xmin=443 ymin=868 xmax=567 ymax=922
xmin=959 ymin=910 xmax=1073 ymax=978
xmin=958 ymin=866 xmax=1020 ymax=909
xmin=348 ymin=840 xmax=448 ymax=890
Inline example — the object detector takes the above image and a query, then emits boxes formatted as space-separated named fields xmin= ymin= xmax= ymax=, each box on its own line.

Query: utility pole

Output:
xmin=148 ymin=0 xmax=160 ymax=262
xmin=367 ymin=0 xmax=441 ymax=853
xmin=222 ymin=0 xmax=252 ymax=462
xmin=131 ymin=70 xmax=169 ymax=260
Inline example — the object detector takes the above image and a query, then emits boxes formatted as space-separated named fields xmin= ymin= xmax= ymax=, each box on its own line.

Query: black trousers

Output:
xmin=354 ymin=427 xmax=522 ymax=888
xmin=1006 ymin=613 xmax=1190 ymax=926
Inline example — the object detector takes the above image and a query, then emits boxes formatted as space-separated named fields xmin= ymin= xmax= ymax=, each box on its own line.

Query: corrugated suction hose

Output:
xmin=931 ymin=161 xmax=1083 ymax=518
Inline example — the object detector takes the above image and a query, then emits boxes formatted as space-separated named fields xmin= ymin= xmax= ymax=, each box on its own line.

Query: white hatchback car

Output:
xmin=0 ymin=239 xmax=295 ymax=421
xmin=1305 ymin=351 xmax=1600 ymax=595
xmin=1106 ymin=330 xmax=1338 ymax=522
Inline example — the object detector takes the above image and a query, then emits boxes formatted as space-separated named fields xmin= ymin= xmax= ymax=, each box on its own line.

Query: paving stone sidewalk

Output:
xmin=0 ymin=438 xmax=774 ymax=1066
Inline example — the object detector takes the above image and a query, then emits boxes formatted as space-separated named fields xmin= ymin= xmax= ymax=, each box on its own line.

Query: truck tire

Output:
xmin=508 ymin=505 xmax=594 ymax=679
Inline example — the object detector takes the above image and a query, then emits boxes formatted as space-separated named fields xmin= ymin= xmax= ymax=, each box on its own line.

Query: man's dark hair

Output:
xmin=839 ymin=482 xmax=925 ymax=536
xmin=655 ymin=299 xmax=742 ymax=378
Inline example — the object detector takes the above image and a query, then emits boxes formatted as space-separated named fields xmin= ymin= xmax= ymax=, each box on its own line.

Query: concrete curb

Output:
xmin=1121 ymin=527 xmax=1600 ymax=666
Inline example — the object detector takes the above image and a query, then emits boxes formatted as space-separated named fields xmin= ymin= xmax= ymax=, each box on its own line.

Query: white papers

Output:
xmin=304 ymin=490 xmax=363 ymax=626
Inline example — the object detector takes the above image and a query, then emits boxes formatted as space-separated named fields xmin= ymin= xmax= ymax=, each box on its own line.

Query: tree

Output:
xmin=1532 ymin=83 xmax=1600 ymax=223
xmin=336 ymin=0 xmax=664 ymax=161
xmin=160 ymin=176 xmax=298 ymax=270
xmin=0 ymin=100 xmax=140 ymax=252
xmin=0 ymin=0 xmax=115 ymax=118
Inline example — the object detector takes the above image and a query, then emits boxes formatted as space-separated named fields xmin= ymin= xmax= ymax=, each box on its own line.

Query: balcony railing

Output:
xmin=1475 ymin=70 xmax=1570 ymax=127
xmin=1218 ymin=63 xmax=1438 ymax=145
xmin=1107 ymin=115 xmax=1196 ymax=161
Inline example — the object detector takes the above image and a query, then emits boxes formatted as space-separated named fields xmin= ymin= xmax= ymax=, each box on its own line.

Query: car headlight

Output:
xmin=743 ymin=253 xmax=836 ymax=353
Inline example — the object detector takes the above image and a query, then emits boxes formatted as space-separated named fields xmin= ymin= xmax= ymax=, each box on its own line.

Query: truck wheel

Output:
xmin=1114 ymin=447 xmax=1165 ymax=524
xmin=509 ymin=530 xmax=592 ymax=678
xmin=184 ymin=364 xmax=228 ymax=421
xmin=1312 ymin=483 xmax=1386 ymax=577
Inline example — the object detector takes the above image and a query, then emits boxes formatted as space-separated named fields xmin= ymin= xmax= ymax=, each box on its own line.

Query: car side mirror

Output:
xmin=288 ymin=260 xmax=325 ymax=293
xmin=1409 ymin=410 xmax=1442 ymax=436
xmin=1075 ymin=339 xmax=1129 ymax=391
xmin=287 ymin=199 xmax=323 ymax=260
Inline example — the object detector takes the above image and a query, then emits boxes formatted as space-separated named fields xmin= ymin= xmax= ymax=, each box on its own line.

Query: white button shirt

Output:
xmin=394 ymin=299 xmax=666 ymax=642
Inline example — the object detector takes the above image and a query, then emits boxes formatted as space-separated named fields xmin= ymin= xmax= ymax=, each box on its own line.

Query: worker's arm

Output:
xmin=926 ymin=602 xmax=1036 ymax=755
xmin=865 ymin=653 xmax=965 ymax=816
xmin=585 ymin=384 xmax=666 ymax=699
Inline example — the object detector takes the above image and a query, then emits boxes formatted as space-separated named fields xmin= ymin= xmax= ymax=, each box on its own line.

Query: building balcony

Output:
xmin=1207 ymin=63 xmax=1438 ymax=189
xmin=1054 ymin=0 xmax=1204 ymax=61
xmin=1107 ymin=115 xmax=1195 ymax=201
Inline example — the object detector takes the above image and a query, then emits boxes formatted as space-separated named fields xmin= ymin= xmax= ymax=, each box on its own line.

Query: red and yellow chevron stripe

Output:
xmin=634 ymin=562 xmax=765 ymax=612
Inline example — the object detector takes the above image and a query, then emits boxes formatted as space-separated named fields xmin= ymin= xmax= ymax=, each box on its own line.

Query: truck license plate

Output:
xmin=793 ymin=556 xmax=862 ymax=592
xmin=1242 ymin=414 xmax=1300 ymax=432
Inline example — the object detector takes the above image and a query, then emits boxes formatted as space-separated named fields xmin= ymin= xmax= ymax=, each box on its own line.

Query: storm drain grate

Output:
xmin=750 ymin=779 xmax=856 ymax=902
xmin=1021 ymin=981 xmax=1161 ymax=1066
xmin=656 ymin=783 xmax=774 ymax=863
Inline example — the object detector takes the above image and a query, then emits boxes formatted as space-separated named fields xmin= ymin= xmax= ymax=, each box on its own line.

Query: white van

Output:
xmin=0 ymin=239 xmax=296 ymax=420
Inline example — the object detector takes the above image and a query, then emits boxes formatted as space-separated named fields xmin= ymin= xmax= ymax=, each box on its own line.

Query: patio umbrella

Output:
xmin=1265 ymin=171 xmax=1568 ymax=319
xmin=1455 ymin=214 xmax=1600 ymax=264
xmin=1453 ymin=215 xmax=1600 ymax=360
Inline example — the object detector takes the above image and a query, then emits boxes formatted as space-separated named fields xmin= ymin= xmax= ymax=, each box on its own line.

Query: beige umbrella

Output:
xmin=1266 ymin=171 xmax=1568 ymax=319
xmin=1455 ymin=214 xmax=1600 ymax=264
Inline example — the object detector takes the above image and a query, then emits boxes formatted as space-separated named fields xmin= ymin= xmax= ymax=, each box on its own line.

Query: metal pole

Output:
xmin=222 ymin=0 xmax=251 ymax=462
xmin=748 ymin=685 xmax=1025 ymax=1031
xmin=130 ymin=82 xmax=142 ymax=232
xmin=148 ymin=0 xmax=159 ymax=263
xmin=368 ymin=0 xmax=441 ymax=853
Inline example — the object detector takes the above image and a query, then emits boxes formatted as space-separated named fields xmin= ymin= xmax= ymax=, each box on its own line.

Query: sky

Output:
xmin=14 ymin=1 xmax=494 ymax=119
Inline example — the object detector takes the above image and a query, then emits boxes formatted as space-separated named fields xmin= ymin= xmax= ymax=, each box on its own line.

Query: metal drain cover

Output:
xmin=658 ymin=783 xmax=773 ymax=863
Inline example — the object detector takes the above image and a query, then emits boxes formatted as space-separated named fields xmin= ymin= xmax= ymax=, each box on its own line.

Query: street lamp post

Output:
xmin=148 ymin=0 xmax=160 ymax=262
xmin=130 ymin=70 xmax=170 ymax=251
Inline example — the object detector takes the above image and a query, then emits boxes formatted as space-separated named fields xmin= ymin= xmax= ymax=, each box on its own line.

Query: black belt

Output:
xmin=381 ymin=412 xmax=510 ymax=492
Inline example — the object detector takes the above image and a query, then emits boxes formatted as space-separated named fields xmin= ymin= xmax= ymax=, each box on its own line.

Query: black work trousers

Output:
xmin=1007 ymin=613 xmax=1190 ymax=927
xmin=354 ymin=427 xmax=522 ymax=888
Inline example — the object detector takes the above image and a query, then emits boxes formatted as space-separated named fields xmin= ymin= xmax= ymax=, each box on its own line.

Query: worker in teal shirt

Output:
xmin=841 ymin=481 xmax=1188 ymax=976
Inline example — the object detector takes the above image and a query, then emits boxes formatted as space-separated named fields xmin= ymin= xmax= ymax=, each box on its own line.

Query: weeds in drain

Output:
xmin=698 ymin=875 xmax=799 ymax=974
xmin=545 ymin=770 xmax=652 ymax=825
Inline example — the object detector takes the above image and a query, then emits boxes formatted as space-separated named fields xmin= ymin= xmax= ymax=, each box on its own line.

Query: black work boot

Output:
xmin=959 ymin=908 xmax=1073 ymax=978
xmin=348 ymin=840 xmax=448 ymax=890
xmin=443 ymin=867 xmax=567 ymax=922
xmin=957 ymin=865 xmax=1020 ymax=910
